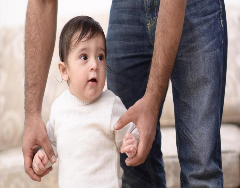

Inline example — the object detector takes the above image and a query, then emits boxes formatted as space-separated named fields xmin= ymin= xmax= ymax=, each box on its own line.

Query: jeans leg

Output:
xmin=171 ymin=0 xmax=227 ymax=187
xmin=107 ymin=0 xmax=166 ymax=187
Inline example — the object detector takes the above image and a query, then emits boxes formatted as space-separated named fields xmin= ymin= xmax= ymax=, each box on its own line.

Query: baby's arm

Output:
xmin=121 ymin=132 xmax=138 ymax=158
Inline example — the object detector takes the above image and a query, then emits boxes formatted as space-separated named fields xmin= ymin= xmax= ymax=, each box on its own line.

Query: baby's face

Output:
xmin=66 ymin=34 xmax=106 ymax=101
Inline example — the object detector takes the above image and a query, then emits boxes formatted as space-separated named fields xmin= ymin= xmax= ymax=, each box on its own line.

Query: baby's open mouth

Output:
xmin=89 ymin=78 xmax=97 ymax=82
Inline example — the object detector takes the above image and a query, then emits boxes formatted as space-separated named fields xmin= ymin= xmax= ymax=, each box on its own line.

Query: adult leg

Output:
xmin=171 ymin=0 xmax=228 ymax=187
xmin=107 ymin=0 xmax=166 ymax=187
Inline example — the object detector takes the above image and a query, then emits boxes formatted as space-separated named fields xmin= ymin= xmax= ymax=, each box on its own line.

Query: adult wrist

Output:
xmin=143 ymin=92 xmax=162 ymax=116
xmin=25 ymin=111 xmax=42 ymax=120
xmin=144 ymin=78 xmax=169 ymax=113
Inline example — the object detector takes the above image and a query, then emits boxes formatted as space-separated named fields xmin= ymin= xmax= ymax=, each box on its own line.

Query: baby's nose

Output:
xmin=90 ymin=59 xmax=98 ymax=71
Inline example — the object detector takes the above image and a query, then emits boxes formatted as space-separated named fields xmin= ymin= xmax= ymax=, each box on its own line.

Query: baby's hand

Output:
xmin=32 ymin=149 xmax=48 ymax=176
xmin=121 ymin=133 xmax=138 ymax=158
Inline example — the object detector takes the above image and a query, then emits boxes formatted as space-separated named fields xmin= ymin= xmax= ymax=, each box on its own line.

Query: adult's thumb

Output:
xmin=42 ymin=139 xmax=56 ymax=163
xmin=114 ymin=109 xmax=132 ymax=130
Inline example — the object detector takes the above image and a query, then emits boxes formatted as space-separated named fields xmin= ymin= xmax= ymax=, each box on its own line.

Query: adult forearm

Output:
xmin=145 ymin=0 xmax=187 ymax=110
xmin=25 ymin=0 xmax=58 ymax=117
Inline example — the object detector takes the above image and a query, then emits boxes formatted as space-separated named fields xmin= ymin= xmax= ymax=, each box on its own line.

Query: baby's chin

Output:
xmin=84 ymin=91 xmax=102 ymax=102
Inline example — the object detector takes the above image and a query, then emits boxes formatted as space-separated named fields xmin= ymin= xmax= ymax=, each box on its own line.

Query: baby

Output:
xmin=32 ymin=16 xmax=139 ymax=188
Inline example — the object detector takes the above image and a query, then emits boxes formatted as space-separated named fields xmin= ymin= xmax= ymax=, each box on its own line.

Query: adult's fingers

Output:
xmin=40 ymin=167 xmax=52 ymax=177
xmin=125 ymin=144 xmax=146 ymax=166
xmin=125 ymin=134 xmax=152 ymax=166
xmin=41 ymin=138 xmax=56 ymax=164
xmin=24 ymin=153 xmax=41 ymax=181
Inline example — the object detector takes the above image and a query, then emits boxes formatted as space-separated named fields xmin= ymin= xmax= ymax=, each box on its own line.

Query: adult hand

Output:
xmin=22 ymin=115 xmax=56 ymax=182
xmin=114 ymin=95 xmax=159 ymax=166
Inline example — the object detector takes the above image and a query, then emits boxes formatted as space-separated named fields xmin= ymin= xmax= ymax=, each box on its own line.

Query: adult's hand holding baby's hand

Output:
xmin=23 ymin=115 xmax=55 ymax=182
xmin=121 ymin=133 xmax=138 ymax=158
xmin=114 ymin=96 xmax=158 ymax=166
xmin=32 ymin=150 xmax=49 ymax=176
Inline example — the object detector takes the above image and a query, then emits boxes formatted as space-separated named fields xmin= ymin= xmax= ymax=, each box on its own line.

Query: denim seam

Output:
xmin=217 ymin=0 xmax=225 ymax=186
xmin=155 ymin=0 xmax=157 ymax=18
xmin=175 ymin=128 xmax=184 ymax=187
xmin=144 ymin=0 xmax=153 ymax=45
xmin=146 ymin=153 xmax=157 ymax=188
xmin=144 ymin=0 xmax=158 ymax=46
xmin=218 ymin=0 xmax=224 ymax=28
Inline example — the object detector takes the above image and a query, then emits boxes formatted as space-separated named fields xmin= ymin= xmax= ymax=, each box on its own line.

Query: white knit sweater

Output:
xmin=45 ymin=89 xmax=138 ymax=188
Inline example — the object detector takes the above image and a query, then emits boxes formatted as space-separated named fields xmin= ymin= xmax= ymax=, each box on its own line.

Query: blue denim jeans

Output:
xmin=106 ymin=0 xmax=228 ymax=187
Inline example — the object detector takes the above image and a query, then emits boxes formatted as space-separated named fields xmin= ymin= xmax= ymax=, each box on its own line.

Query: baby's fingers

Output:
xmin=124 ymin=133 xmax=135 ymax=142
xmin=126 ymin=147 xmax=137 ymax=158
xmin=34 ymin=152 xmax=47 ymax=172
xmin=121 ymin=145 xmax=137 ymax=154
xmin=122 ymin=138 xmax=135 ymax=148
xmin=39 ymin=150 xmax=48 ymax=166
xmin=33 ymin=162 xmax=45 ymax=176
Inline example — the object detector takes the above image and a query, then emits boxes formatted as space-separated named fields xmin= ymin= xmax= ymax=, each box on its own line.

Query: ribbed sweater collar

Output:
xmin=65 ymin=89 xmax=97 ymax=106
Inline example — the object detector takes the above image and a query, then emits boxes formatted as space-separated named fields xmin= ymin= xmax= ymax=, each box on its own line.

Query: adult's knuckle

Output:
xmin=138 ymin=155 xmax=145 ymax=164
xmin=25 ymin=168 xmax=29 ymax=174
xmin=128 ymin=106 xmax=134 ymax=114
xmin=38 ymin=136 xmax=44 ymax=144
xmin=30 ymin=176 xmax=35 ymax=181
xmin=30 ymin=173 xmax=36 ymax=181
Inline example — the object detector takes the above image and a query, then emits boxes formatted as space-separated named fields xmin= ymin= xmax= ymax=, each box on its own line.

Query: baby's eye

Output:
xmin=98 ymin=54 xmax=105 ymax=61
xmin=80 ymin=54 xmax=88 ymax=60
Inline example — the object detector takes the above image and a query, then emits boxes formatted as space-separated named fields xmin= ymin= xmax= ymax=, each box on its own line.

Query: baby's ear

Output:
xmin=58 ymin=61 xmax=68 ymax=81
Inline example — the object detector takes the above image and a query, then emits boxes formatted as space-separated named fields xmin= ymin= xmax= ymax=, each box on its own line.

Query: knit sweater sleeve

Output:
xmin=44 ymin=114 xmax=58 ymax=168
xmin=111 ymin=96 xmax=139 ymax=152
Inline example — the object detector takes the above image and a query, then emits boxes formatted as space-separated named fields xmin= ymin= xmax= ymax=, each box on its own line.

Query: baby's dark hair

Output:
xmin=59 ymin=16 xmax=106 ymax=63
